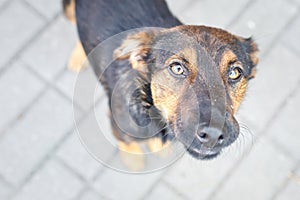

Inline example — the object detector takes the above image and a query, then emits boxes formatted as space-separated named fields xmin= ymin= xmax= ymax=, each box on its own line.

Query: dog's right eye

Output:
xmin=169 ymin=62 xmax=187 ymax=77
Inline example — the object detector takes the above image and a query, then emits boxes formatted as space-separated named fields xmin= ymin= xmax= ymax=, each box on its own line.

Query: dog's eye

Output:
xmin=169 ymin=62 xmax=186 ymax=76
xmin=228 ymin=66 xmax=243 ymax=82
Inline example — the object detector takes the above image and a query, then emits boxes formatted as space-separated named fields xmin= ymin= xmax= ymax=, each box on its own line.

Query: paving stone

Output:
xmin=0 ymin=61 xmax=44 ymax=133
xmin=21 ymin=15 xmax=77 ymax=81
xmin=56 ymin=67 xmax=105 ymax=111
xmin=176 ymin=0 xmax=251 ymax=28
xmin=79 ymin=189 xmax=106 ymax=200
xmin=212 ymin=138 xmax=296 ymax=200
xmin=0 ymin=89 xmax=75 ymax=186
xmin=228 ymin=0 xmax=297 ymax=54
xmin=56 ymin=133 xmax=102 ymax=181
xmin=267 ymin=87 xmax=300 ymax=160
xmin=55 ymin=71 xmax=78 ymax=101
xmin=0 ymin=0 xmax=44 ymax=68
xmin=282 ymin=15 xmax=300 ymax=56
xmin=93 ymin=168 xmax=164 ymax=200
xmin=290 ymin=0 xmax=300 ymax=5
xmin=71 ymin=96 xmax=117 ymax=168
xmin=0 ymin=0 xmax=8 ymax=7
xmin=24 ymin=0 xmax=62 ymax=20
xmin=13 ymin=160 xmax=83 ymax=200
xmin=165 ymin=0 xmax=194 ymax=14
xmin=275 ymin=167 xmax=300 ymax=200
xmin=163 ymin=147 xmax=243 ymax=200
xmin=145 ymin=182 xmax=185 ymax=200
xmin=0 ymin=0 xmax=299 ymax=199
xmin=0 ymin=179 xmax=12 ymax=199
xmin=238 ymin=43 xmax=300 ymax=134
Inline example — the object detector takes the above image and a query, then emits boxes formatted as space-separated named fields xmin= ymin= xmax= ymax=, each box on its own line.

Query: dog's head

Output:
xmin=114 ymin=25 xmax=258 ymax=159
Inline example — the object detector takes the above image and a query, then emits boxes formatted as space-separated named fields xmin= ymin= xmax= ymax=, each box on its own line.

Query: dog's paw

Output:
xmin=68 ymin=41 xmax=87 ymax=72
xmin=118 ymin=141 xmax=145 ymax=172
xmin=147 ymin=138 xmax=171 ymax=158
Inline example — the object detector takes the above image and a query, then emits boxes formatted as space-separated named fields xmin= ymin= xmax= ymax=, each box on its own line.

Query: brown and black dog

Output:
xmin=63 ymin=0 xmax=258 ymax=170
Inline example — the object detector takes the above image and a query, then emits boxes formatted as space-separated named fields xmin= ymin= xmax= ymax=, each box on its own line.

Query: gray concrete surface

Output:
xmin=0 ymin=0 xmax=299 ymax=199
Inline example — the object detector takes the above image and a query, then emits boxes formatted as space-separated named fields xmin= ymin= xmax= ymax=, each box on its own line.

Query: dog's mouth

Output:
xmin=166 ymin=109 xmax=239 ymax=160
xmin=169 ymin=122 xmax=224 ymax=160
xmin=186 ymin=146 xmax=221 ymax=160
xmin=168 ymin=124 xmax=223 ymax=160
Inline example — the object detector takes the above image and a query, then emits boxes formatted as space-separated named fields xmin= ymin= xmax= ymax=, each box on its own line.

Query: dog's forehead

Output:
xmin=156 ymin=26 xmax=238 ymax=49
xmin=152 ymin=27 xmax=240 ymax=64
xmin=152 ymin=25 xmax=253 ymax=76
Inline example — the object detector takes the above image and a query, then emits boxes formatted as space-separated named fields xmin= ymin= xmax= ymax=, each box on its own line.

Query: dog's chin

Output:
xmin=186 ymin=147 xmax=221 ymax=160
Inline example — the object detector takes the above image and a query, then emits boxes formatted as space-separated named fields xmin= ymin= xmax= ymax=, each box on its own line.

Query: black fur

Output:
xmin=75 ymin=0 xmax=180 ymax=142
xmin=76 ymin=0 xmax=181 ymax=54
xmin=74 ymin=0 xmax=258 ymax=156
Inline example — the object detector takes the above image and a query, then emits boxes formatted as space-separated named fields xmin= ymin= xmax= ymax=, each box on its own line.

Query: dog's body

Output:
xmin=64 ymin=0 xmax=258 ymax=170
xmin=75 ymin=0 xmax=181 ymax=143
xmin=76 ymin=0 xmax=181 ymax=53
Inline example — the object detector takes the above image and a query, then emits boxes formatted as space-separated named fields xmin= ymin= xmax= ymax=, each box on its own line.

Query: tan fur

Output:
xmin=220 ymin=50 xmax=248 ymax=113
xmin=165 ymin=48 xmax=198 ymax=83
xmin=230 ymin=78 xmax=248 ymax=113
xmin=64 ymin=1 xmax=259 ymax=166
xmin=219 ymin=50 xmax=238 ymax=76
xmin=68 ymin=41 xmax=87 ymax=72
xmin=118 ymin=141 xmax=145 ymax=171
xmin=151 ymin=79 xmax=180 ymax=121
xmin=63 ymin=0 xmax=76 ymax=24
xmin=249 ymin=67 xmax=257 ymax=79
xmin=114 ymin=31 xmax=155 ymax=74
xmin=147 ymin=138 xmax=171 ymax=157
xmin=249 ymin=42 xmax=259 ymax=66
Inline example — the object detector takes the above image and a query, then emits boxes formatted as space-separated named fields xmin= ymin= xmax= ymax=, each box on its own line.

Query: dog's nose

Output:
xmin=197 ymin=127 xmax=225 ymax=148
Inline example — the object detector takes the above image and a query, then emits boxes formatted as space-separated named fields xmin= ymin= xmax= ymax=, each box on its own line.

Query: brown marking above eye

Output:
xmin=219 ymin=50 xmax=248 ymax=113
xmin=182 ymin=48 xmax=198 ymax=83
xmin=165 ymin=48 xmax=198 ymax=83
xmin=219 ymin=50 xmax=238 ymax=77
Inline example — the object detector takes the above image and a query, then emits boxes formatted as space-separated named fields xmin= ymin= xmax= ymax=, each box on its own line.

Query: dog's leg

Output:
xmin=62 ymin=0 xmax=87 ymax=72
xmin=63 ymin=0 xmax=76 ymax=24
xmin=67 ymin=41 xmax=87 ymax=72
xmin=147 ymin=138 xmax=171 ymax=158
xmin=118 ymin=141 xmax=145 ymax=171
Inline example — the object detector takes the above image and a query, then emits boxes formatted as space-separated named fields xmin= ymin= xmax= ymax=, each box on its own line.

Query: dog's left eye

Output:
xmin=169 ymin=62 xmax=186 ymax=76
xmin=228 ymin=66 xmax=243 ymax=82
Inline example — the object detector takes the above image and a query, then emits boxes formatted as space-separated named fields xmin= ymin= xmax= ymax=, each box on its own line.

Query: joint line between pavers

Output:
xmin=21 ymin=0 xmax=48 ymax=22
xmin=0 ymin=12 xmax=62 ymax=77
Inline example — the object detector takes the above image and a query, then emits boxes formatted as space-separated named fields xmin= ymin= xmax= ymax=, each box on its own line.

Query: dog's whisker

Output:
xmin=238 ymin=121 xmax=257 ymax=149
xmin=234 ymin=135 xmax=242 ymax=155
xmin=240 ymin=124 xmax=256 ymax=143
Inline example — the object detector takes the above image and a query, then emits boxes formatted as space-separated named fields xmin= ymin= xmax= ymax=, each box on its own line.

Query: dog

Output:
xmin=63 ymin=0 xmax=258 ymax=170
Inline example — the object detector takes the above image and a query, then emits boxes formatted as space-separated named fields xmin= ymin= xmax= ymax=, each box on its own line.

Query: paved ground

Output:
xmin=0 ymin=0 xmax=300 ymax=199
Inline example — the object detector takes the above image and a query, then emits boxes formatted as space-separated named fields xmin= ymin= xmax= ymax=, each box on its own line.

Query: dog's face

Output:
xmin=115 ymin=25 xmax=258 ymax=159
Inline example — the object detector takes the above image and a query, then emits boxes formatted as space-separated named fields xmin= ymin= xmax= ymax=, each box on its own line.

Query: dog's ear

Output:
xmin=114 ymin=31 xmax=156 ymax=73
xmin=115 ymin=32 xmax=157 ymax=127
xmin=242 ymin=37 xmax=259 ymax=79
